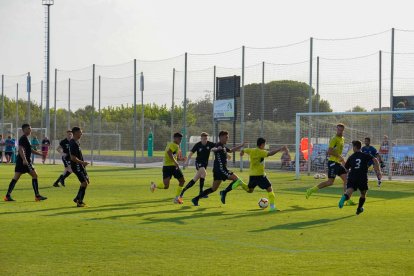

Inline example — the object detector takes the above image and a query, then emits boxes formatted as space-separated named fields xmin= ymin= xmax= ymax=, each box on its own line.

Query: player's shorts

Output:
xmin=347 ymin=178 xmax=368 ymax=192
xmin=62 ymin=156 xmax=71 ymax=168
xmin=72 ymin=163 xmax=89 ymax=183
xmin=248 ymin=175 xmax=272 ymax=190
xmin=213 ymin=167 xmax=233 ymax=181
xmin=195 ymin=161 xmax=208 ymax=170
xmin=162 ymin=166 xmax=184 ymax=180
xmin=327 ymin=161 xmax=347 ymax=179
xmin=15 ymin=159 xmax=35 ymax=174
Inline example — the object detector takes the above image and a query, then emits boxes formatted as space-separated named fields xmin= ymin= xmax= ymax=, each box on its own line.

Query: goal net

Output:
xmin=295 ymin=110 xmax=414 ymax=180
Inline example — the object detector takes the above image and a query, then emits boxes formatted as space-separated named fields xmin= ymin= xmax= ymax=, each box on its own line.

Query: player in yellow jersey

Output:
xmin=150 ymin=132 xmax=187 ymax=204
xmin=219 ymin=137 xmax=287 ymax=212
xmin=306 ymin=123 xmax=355 ymax=205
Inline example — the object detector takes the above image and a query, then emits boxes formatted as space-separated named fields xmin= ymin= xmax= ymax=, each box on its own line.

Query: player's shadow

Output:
xmin=250 ymin=214 xmax=354 ymax=232
xmin=140 ymin=210 xmax=226 ymax=225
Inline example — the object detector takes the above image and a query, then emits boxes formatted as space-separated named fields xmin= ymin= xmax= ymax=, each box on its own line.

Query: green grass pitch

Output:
xmin=1 ymin=164 xmax=413 ymax=275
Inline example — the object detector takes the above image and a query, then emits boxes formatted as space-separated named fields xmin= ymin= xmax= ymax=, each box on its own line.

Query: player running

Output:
xmin=180 ymin=132 xmax=216 ymax=200
xmin=191 ymin=130 xmax=246 ymax=206
xmin=338 ymin=140 xmax=382 ymax=215
xmin=220 ymin=137 xmax=287 ymax=212
xmin=150 ymin=132 xmax=187 ymax=204
xmin=4 ymin=124 xmax=47 ymax=202
xmin=53 ymin=130 xmax=73 ymax=187
xmin=306 ymin=123 xmax=355 ymax=205
xmin=69 ymin=127 xmax=90 ymax=207
xmin=362 ymin=137 xmax=385 ymax=187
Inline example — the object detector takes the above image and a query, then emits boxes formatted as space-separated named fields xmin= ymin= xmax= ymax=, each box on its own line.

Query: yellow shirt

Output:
xmin=328 ymin=135 xmax=344 ymax=163
xmin=244 ymin=148 xmax=269 ymax=176
xmin=163 ymin=142 xmax=179 ymax=166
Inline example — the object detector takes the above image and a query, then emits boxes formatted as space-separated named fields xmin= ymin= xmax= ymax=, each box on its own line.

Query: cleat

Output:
xmin=191 ymin=197 xmax=199 ymax=206
xmin=338 ymin=195 xmax=347 ymax=209
xmin=346 ymin=199 xmax=356 ymax=206
xmin=269 ymin=207 xmax=278 ymax=212
xmin=35 ymin=195 xmax=48 ymax=201
xmin=60 ymin=180 xmax=66 ymax=187
xmin=73 ymin=198 xmax=79 ymax=204
xmin=53 ymin=182 xmax=60 ymax=187
xmin=150 ymin=182 xmax=156 ymax=193
xmin=305 ymin=188 xmax=313 ymax=199
xmin=356 ymin=207 xmax=364 ymax=215
xmin=219 ymin=190 xmax=227 ymax=204
xmin=202 ymin=194 xmax=209 ymax=199
xmin=4 ymin=195 xmax=15 ymax=202
xmin=174 ymin=197 xmax=183 ymax=204
xmin=77 ymin=202 xmax=86 ymax=208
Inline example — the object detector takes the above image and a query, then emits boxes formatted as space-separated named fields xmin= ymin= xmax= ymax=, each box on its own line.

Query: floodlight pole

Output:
xmin=43 ymin=0 xmax=54 ymax=139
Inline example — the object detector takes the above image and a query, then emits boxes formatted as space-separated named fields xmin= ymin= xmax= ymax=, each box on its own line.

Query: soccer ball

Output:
xmin=320 ymin=173 xmax=326 ymax=179
xmin=258 ymin=198 xmax=269 ymax=209
xmin=314 ymin=173 xmax=320 ymax=179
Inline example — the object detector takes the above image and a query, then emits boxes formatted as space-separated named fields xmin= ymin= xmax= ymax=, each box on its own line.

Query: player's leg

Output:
xmin=198 ymin=167 xmax=207 ymax=195
xmin=74 ymin=170 xmax=89 ymax=207
xmin=150 ymin=166 xmax=172 ymax=192
xmin=306 ymin=178 xmax=334 ymax=199
xmin=192 ymin=179 xmax=222 ymax=206
xmin=29 ymin=169 xmax=47 ymax=201
xmin=356 ymin=189 xmax=367 ymax=215
xmin=266 ymin=186 xmax=277 ymax=212
xmin=339 ymin=187 xmax=354 ymax=209
xmin=173 ymin=169 xmax=185 ymax=204
xmin=180 ymin=168 xmax=201 ymax=198
xmin=4 ymin=172 xmax=22 ymax=201
xmin=338 ymin=171 xmax=355 ymax=206
xmin=219 ymin=173 xmax=248 ymax=204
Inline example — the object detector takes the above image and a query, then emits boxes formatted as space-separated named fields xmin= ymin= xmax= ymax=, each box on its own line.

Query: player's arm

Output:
xmin=267 ymin=145 xmax=287 ymax=157
xmin=70 ymin=154 xmax=89 ymax=167
xmin=229 ymin=142 xmax=246 ymax=153
xmin=56 ymin=145 xmax=63 ymax=154
xmin=327 ymin=147 xmax=345 ymax=164
xmin=167 ymin=149 xmax=180 ymax=168
xmin=184 ymin=151 xmax=194 ymax=167
xmin=31 ymin=147 xmax=43 ymax=156
xmin=372 ymin=157 xmax=382 ymax=179
xmin=18 ymin=146 xmax=30 ymax=165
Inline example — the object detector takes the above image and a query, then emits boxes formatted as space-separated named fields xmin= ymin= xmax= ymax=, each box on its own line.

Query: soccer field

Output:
xmin=1 ymin=165 xmax=413 ymax=275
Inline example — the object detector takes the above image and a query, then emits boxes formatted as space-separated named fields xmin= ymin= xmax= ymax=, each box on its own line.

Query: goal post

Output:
xmin=295 ymin=110 xmax=414 ymax=180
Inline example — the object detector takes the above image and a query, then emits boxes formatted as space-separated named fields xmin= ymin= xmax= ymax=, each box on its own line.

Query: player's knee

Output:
xmin=211 ymin=186 xmax=218 ymax=192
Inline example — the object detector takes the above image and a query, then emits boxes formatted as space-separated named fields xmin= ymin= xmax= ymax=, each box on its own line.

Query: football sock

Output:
xmin=223 ymin=180 xmax=238 ymax=193
xmin=344 ymin=193 xmax=350 ymax=201
xmin=176 ymin=186 xmax=183 ymax=197
xmin=156 ymin=183 xmax=165 ymax=189
xmin=62 ymin=171 xmax=71 ymax=179
xmin=231 ymin=179 xmax=242 ymax=189
xmin=310 ymin=186 xmax=319 ymax=193
xmin=195 ymin=188 xmax=214 ymax=200
xmin=80 ymin=186 xmax=86 ymax=202
xmin=76 ymin=187 xmax=83 ymax=200
xmin=54 ymin=175 xmax=63 ymax=185
xmin=32 ymin=179 xmax=40 ymax=196
xmin=6 ymin=179 xmax=17 ymax=196
xmin=268 ymin=191 xmax=276 ymax=206
xmin=199 ymin=178 xmax=205 ymax=193
xmin=358 ymin=197 xmax=366 ymax=209
xmin=240 ymin=179 xmax=249 ymax=192
xmin=180 ymin=180 xmax=196 ymax=196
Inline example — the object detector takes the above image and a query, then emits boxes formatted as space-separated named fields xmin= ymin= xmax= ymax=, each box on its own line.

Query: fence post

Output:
xmin=183 ymin=53 xmax=187 ymax=156
xmin=307 ymin=37 xmax=313 ymax=176
xmin=16 ymin=83 xmax=18 ymax=139
xmin=40 ymin=80 xmax=43 ymax=130
xmin=68 ymin=78 xmax=71 ymax=130
xmin=140 ymin=72 xmax=145 ymax=158
xmin=53 ymin=68 xmax=57 ymax=164
xmin=295 ymin=114 xmax=300 ymax=180
xmin=315 ymin=56 xmax=319 ymax=144
xmin=27 ymin=72 xmax=31 ymax=123
xmin=388 ymin=28 xmax=395 ymax=180
xmin=98 ymin=75 xmax=101 ymax=156
xmin=260 ymin=61 xmax=265 ymax=137
xmin=213 ymin=65 xmax=216 ymax=141
xmin=1 ymin=75 xmax=4 ymax=136
xmin=240 ymin=46 xmax=245 ymax=172
xmin=91 ymin=64 xmax=95 ymax=166
xmin=171 ymin=68 xmax=175 ymax=140
xmin=133 ymin=59 xmax=137 ymax=168
xmin=379 ymin=50 xmax=382 ymax=138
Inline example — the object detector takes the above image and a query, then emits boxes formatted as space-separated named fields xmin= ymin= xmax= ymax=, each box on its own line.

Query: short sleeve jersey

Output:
xmin=244 ymin=148 xmax=269 ymax=176
xmin=5 ymin=139 xmax=14 ymax=152
xmin=191 ymin=141 xmax=216 ymax=163
xmin=17 ymin=135 xmax=32 ymax=162
xmin=60 ymin=138 xmax=71 ymax=160
xmin=361 ymin=145 xmax=378 ymax=166
xmin=42 ymin=139 xmax=51 ymax=151
xmin=345 ymin=151 xmax=374 ymax=181
xmin=163 ymin=142 xmax=179 ymax=166
xmin=328 ymin=135 xmax=345 ymax=163
xmin=213 ymin=142 xmax=231 ymax=169
xmin=69 ymin=139 xmax=83 ymax=162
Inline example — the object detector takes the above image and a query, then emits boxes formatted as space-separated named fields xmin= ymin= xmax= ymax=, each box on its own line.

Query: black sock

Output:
xmin=358 ymin=197 xmax=366 ymax=209
xmin=54 ymin=175 xmax=63 ymax=185
xmin=62 ymin=171 xmax=71 ymax=180
xmin=180 ymin=180 xmax=196 ymax=197
xmin=344 ymin=193 xmax=350 ymax=200
xmin=32 ymin=179 xmax=40 ymax=196
xmin=195 ymin=188 xmax=214 ymax=200
xmin=6 ymin=179 xmax=17 ymax=196
xmin=199 ymin=178 xmax=205 ymax=194
xmin=223 ymin=180 xmax=238 ymax=193
xmin=76 ymin=187 xmax=83 ymax=200
xmin=80 ymin=186 xmax=87 ymax=202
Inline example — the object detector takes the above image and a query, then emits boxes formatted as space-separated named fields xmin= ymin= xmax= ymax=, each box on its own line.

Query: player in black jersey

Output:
xmin=180 ymin=132 xmax=216 ymax=200
xmin=338 ymin=140 xmax=382 ymax=215
xmin=69 ymin=127 xmax=90 ymax=207
xmin=4 ymin=124 xmax=47 ymax=202
xmin=191 ymin=130 xmax=246 ymax=206
xmin=53 ymin=130 xmax=73 ymax=187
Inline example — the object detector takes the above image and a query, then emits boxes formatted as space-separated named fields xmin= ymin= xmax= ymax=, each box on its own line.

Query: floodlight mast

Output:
xmin=42 ymin=0 xmax=54 ymax=138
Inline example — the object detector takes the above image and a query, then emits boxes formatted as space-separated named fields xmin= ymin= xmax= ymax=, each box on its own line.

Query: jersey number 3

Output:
xmin=355 ymin=159 xmax=361 ymax=169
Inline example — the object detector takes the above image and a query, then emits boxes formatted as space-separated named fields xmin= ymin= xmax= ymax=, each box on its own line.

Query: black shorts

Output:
xmin=72 ymin=164 xmax=89 ymax=183
xmin=213 ymin=167 xmax=233 ymax=181
xmin=327 ymin=161 xmax=347 ymax=179
xmin=195 ymin=161 xmax=208 ymax=170
xmin=62 ymin=156 xmax=71 ymax=168
xmin=248 ymin=175 xmax=272 ymax=190
xmin=15 ymin=160 xmax=35 ymax=174
xmin=162 ymin=166 xmax=184 ymax=180
xmin=347 ymin=178 xmax=368 ymax=192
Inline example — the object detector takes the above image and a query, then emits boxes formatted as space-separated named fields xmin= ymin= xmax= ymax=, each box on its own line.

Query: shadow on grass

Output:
xmin=250 ymin=214 xmax=355 ymax=232
xmin=140 ymin=210 xmax=226 ymax=225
